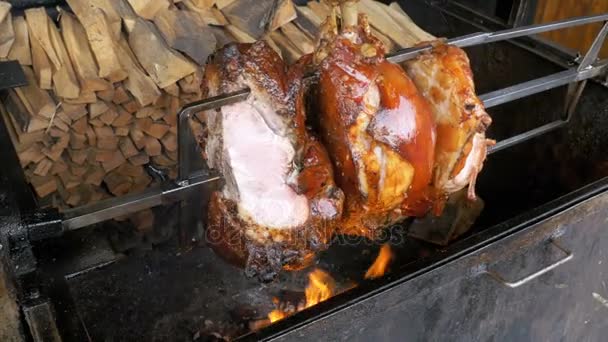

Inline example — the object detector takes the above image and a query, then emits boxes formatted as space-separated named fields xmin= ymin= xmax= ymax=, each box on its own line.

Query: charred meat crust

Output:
xmin=207 ymin=192 xmax=335 ymax=281
xmin=202 ymin=42 xmax=344 ymax=280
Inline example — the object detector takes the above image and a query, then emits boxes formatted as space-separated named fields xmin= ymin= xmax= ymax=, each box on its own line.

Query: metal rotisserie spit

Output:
xmin=1 ymin=0 xmax=607 ymax=341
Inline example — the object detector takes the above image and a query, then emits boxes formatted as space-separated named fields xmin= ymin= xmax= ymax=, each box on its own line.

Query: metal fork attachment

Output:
xmin=61 ymin=14 xmax=608 ymax=231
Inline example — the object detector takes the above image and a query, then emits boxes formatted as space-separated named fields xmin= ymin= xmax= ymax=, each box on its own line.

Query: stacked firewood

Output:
xmin=0 ymin=0 xmax=429 ymax=211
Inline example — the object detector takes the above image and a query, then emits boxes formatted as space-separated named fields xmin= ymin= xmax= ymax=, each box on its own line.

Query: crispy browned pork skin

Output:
xmin=313 ymin=1 xmax=437 ymax=237
xmin=200 ymin=41 xmax=344 ymax=281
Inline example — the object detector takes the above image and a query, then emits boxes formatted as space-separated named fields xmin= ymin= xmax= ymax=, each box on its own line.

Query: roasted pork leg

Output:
xmin=313 ymin=2 xmax=436 ymax=237
xmin=200 ymin=42 xmax=344 ymax=281
xmin=404 ymin=43 xmax=495 ymax=210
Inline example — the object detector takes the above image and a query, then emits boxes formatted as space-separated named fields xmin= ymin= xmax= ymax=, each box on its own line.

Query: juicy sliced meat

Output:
xmin=313 ymin=4 xmax=436 ymax=237
xmin=403 ymin=44 xmax=495 ymax=209
xmin=201 ymin=42 xmax=344 ymax=281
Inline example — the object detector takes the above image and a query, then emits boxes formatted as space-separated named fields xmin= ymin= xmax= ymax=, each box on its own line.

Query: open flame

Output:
xmin=262 ymin=245 xmax=392 ymax=327
xmin=268 ymin=268 xmax=335 ymax=323
xmin=364 ymin=244 xmax=393 ymax=279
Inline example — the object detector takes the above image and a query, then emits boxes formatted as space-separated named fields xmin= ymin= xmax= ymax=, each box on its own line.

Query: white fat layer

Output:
xmin=222 ymin=100 xmax=309 ymax=229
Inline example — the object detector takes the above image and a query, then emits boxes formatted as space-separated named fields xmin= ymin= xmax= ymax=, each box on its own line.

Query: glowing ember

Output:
xmin=267 ymin=268 xmax=336 ymax=323
xmin=364 ymin=244 xmax=393 ymax=279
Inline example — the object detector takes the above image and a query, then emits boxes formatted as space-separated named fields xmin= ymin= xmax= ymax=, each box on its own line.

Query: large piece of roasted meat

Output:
xmin=403 ymin=44 xmax=494 ymax=208
xmin=313 ymin=1 xmax=493 ymax=237
xmin=314 ymin=2 xmax=436 ymax=237
xmin=201 ymin=42 xmax=344 ymax=281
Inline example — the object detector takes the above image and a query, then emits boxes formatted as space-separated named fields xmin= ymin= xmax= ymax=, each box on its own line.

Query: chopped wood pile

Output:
xmin=0 ymin=0 xmax=431 ymax=212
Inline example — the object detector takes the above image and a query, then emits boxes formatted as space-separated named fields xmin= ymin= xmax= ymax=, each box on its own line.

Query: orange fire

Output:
xmin=364 ymin=244 xmax=393 ymax=279
xmin=268 ymin=268 xmax=335 ymax=323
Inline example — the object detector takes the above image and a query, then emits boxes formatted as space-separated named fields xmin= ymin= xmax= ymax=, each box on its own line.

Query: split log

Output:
xmin=280 ymin=22 xmax=314 ymax=54
xmin=119 ymin=137 xmax=139 ymax=159
xmin=152 ymin=154 xmax=174 ymax=167
xmin=306 ymin=1 xmax=330 ymax=23
xmin=68 ymin=148 xmax=88 ymax=165
xmin=187 ymin=0 xmax=215 ymax=8
xmin=50 ymin=159 xmax=68 ymax=175
xmin=8 ymin=16 xmax=31 ymax=65
xmin=89 ymin=0 xmax=127 ymax=37
xmin=178 ymin=71 xmax=203 ymax=95
xmin=115 ymin=127 xmax=130 ymax=136
xmin=116 ymin=162 xmax=144 ymax=177
xmin=112 ymin=85 xmax=131 ymax=105
xmin=215 ymin=0 xmax=236 ymax=9
xmin=136 ymin=106 xmax=162 ymax=119
xmin=130 ymin=126 xmax=147 ymax=149
xmin=160 ymin=133 xmax=177 ymax=152
xmin=84 ymin=166 xmax=105 ymax=186
xmin=60 ymin=11 xmax=110 ymax=92
xmin=69 ymin=162 xmax=88 ymax=177
xmin=0 ymin=1 xmax=14 ymax=58
xmin=18 ymin=143 xmax=46 ymax=166
xmin=122 ymin=99 xmax=141 ymax=114
xmin=30 ymin=33 xmax=52 ymax=89
xmin=66 ymin=0 xmax=128 ymax=82
xmin=269 ymin=31 xmax=302 ymax=63
xmin=153 ymin=9 xmax=216 ymax=66
xmin=69 ymin=132 xmax=87 ymax=149
xmin=268 ymin=0 xmax=296 ymax=31
xmin=116 ymin=37 xmax=161 ymax=107
xmin=127 ymin=0 xmax=170 ymax=20
xmin=162 ymin=83 xmax=179 ymax=97
xmin=57 ymin=171 xmax=80 ymax=190
xmin=62 ymin=91 xmax=97 ymax=104
xmin=47 ymin=17 xmax=81 ymax=99
xmin=292 ymin=7 xmax=319 ymax=39
xmin=89 ymin=101 xmax=109 ymax=118
xmin=144 ymin=136 xmax=162 ymax=156
xmin=209 ymin=26 xmax=234 ymax=46
xmin=33 ymin=158 xmax=53 ymax=176
xmin=62 ymin=103 xmax=87 ymax=121
xmin=295 ymin=6 xmax=322 ymax=28
xmin=112 ymin=107 xmax=133 ymax=127
xmin=13 ymin=67 xmax=56 ymax=120
xmin=128 ymin=17 xmax=198 ymax=88
xmin=222 ymin=0 xmax=276 ymax=39
xmin=225 ymin=24 xmax=256 ymax=43
xmin=30 ymin=175 xmax=58 ymax=198
xmin=100 ymin=108 xmax=118 ymax=125
xmin=183 ymin=0 xmax=228 ymax=26
xmin=129 ymin=152 xmax=149 ymax=166
xmin=104 ymin=171 xmax=133 ymax=195
xmin=101 ymin=152 xmax=126 ymax=172
xmin=24 ymin=8 xmax=61 ymax=68
xmin=137 ymin=117 xmax=170 ymax=139
xmin=97 ymin=87 xmax=115 ymax=102
xmin=72 ymin=117 xmax=89 ymax=134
